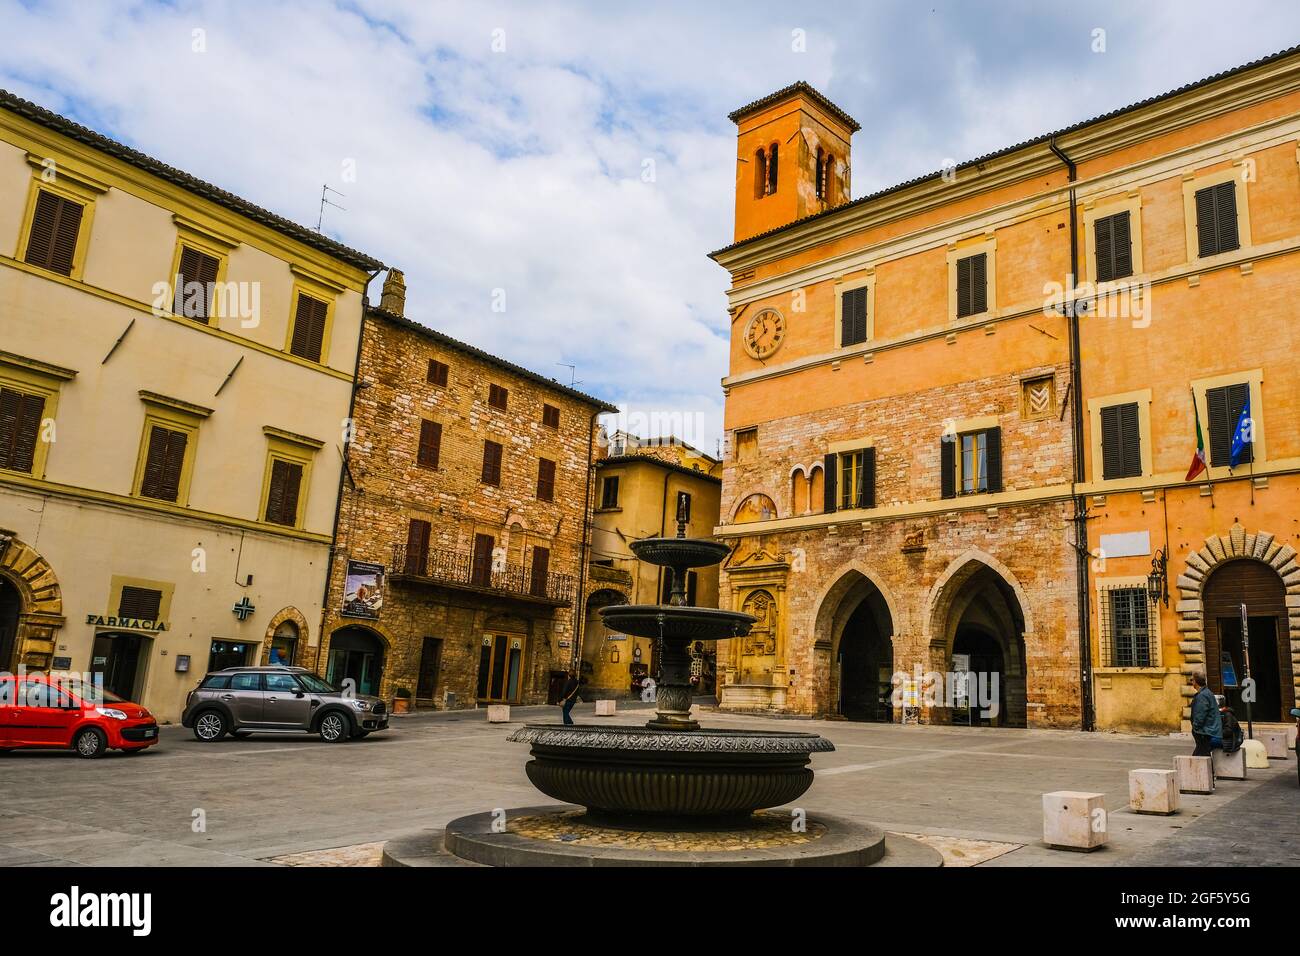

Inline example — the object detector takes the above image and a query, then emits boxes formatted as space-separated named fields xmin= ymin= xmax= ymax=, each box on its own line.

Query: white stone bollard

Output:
xmin=1257 ymin=729 xmax=1289 ymax=759
xmin=594 ymin=699 xmax=616 ymax=717
xmin=1174 ymin=755 xmax=1215 ymax=794
xmin=1129 ymin=769 xmax=1180 ymax=815
xmin=487 ymin=704 xmax=511 ymax=724
xmin=1042 ymin=791 xmax=1107 ymax=851
xmin=1242 ymin=738 xmax=1270 ymax=769
xmin=1211 ymin=747 xmax=1248 ymax=781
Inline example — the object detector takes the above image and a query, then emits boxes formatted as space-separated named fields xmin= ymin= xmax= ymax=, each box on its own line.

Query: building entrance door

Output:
xmin=1215 ymin=615 xmax=1283 ymax=722
xmin=476 ymin=633 xmax=525 ymax=703
xmin=327 ymin=627 xmax=385 ymax=696
xmin=416 ymin=637 xmax=442 ymax=700
xmin=91 ymin=632 xmax=148 ymax=700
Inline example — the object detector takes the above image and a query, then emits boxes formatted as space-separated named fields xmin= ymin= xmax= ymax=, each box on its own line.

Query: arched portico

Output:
xmin=813 ymin=564 xmax=899 ymax=720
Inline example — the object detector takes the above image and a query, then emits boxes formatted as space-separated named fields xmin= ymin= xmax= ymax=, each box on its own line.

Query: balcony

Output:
xmin=390 ymin=544 xmax=575 ymax=607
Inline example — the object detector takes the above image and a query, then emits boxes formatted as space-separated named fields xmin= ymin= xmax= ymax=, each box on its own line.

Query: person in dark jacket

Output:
xmin=1216 ymin=694 xmax=1244 ymax=753
xmin=560 ymin=668 xmax=580 ymax=726
xmin=1188 ymin=671 xmax=1223 ymax=757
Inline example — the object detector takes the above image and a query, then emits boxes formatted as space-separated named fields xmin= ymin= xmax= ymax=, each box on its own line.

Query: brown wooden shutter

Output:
xmin=265 ymin=459 xmax=303 ymax=525
xmin=1111 ymin=211 xmax=1133 ymax=279
xmin=1102 ymin=402 xmax=1141 ymax=480
xmin=471 ymin=533 xmax=494 ymax=586
xmin=530 ymin=545 xmax=550 ymax=596
xmin=290 ymin=294 xmax=329 ymax=362
xmin=956 ymin=253 xmax=986 ymax=317
xmin=1206 ymin=383 xmax=1250 ymax=467
xmin=940 ymin=438 xmax=956 ymax=499
xmin=405 ymin=519 xmax=431 ymax=574
xmin=0 ymin=388 xmax=45 ymax=474
xmin=488 ymin=384 xmax=508 ymax=410
xmin=140 ymin=425 xmax=187 ymax=501
xmin=536 ymin=457 xmax=555 ymax=501
xmin=175 ymin=246 xmax=220 ymax=322
xmin=1214 ymin=182 xmax=1239 ymax=253
xmin=862 ymin=447 xmax=877 ymax=509
xmin=25 ymin=190 xmax=83 ymax=275
xmin=823 ymin=452 xmax=837 ymax=513
xmin=481 ymin=440 xmax=502 ymax=485
xmin=840 ymin=287 xmax=868 ymax=346
xmin=118 ymin=586 xmax=162 ymax=621
xmin=427 ymin=359 xmax=449 ymax=387
xmin=542 ymin=404 xmax=560 ymax=428
xmin=417 ymin=420 xmax=442 ymax=469
xmin=985 ymin=426 xmax=1003 ymax=493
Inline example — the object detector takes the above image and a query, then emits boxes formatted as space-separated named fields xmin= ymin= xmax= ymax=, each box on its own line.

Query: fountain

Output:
xmin=382 ymin=510 xmax=941 ymax=866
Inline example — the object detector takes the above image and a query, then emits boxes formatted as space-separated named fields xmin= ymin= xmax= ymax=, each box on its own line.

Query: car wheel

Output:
xmin=74 ymin=727 xmax=107 ymax=759
xmin=318 ymin=712 xmax=350 ymax=743
xmin=193 ymin=711 xmax=227 ymax=742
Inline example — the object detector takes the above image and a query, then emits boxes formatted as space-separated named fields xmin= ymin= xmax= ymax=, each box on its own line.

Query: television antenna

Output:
xmin=316 ymin=185 xmax=347 ymax=232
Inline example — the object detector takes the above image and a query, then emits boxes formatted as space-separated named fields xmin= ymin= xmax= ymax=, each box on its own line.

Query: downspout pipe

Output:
xmin=572 ymin=411 xmax=601 ymax=671
xmin=1049 ymin=137 xmax=1095 ymax=732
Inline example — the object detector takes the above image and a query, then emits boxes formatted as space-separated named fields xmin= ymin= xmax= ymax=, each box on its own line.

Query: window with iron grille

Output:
xmin=1100 ymin=586 xmax=1157 ymax=667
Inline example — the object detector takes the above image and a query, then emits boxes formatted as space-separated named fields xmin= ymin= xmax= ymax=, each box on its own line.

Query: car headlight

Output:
xmin=349 ymin=700 xmax=370 ymax=711
xmin=97 ymin=708 xmax=129 ymax=720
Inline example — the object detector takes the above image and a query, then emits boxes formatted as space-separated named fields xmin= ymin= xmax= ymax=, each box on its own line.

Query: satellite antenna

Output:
xmin=316 ymin=185 xmax=346 ymax=232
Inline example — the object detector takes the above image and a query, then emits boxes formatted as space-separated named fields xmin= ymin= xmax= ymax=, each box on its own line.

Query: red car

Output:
xmin=0 ymin=673 xmax=159 ymax=758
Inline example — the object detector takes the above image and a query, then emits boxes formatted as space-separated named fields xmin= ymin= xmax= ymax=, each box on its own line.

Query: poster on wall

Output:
xmin=342 ymin=561 xmax=385 ymax=619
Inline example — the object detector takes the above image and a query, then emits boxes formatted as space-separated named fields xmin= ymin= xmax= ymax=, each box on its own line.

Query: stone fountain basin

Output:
xmin=509 ymin=724 xmax=835 ymax=824
xmin=598 ymin=604 xmax=755 ymax=641
xmin=629 ymin=537 xmax=732 ymax=568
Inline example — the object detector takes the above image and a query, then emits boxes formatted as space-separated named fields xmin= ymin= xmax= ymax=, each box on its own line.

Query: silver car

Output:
xmin=181 ymin=666 xmax=389 ymax=743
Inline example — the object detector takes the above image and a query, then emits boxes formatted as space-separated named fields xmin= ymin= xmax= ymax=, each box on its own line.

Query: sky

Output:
xmin=3 ymin=1 xmax=1299 ymax=452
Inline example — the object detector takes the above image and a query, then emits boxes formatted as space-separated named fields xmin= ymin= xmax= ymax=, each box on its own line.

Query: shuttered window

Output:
xmin=536 ymin=457 xmax=556 ymax=501
xmin=263 ymin=458 xmax=303 ymax=526
xmin=417 ymin=419 xmax=442 ymax=469
xmin=1194 ymin=182 xmax=1240 ymax=258
xmin=542 ymin=403 xmax=560 ymax=429
xmin=840 ymin=287 xmax=868 ymax=346
xmin=404 ymin=519 xmax=431 ymax=575
xmin=289 ymin=293 xmax=329 ymax=362
xmin=955 ymin=252 xmax=988 ymax=318
xmin=0 ymin=387 xmax=46 ymax=474
xmin=600 ymin=475 xmax=619 ymax=508
xmin=1205 ymin=383 xmax=1251 ymax=467
xmin=837 ymin=447 xmax=876 ymax=510
xmin=174 ymin=245 xmax=221 ymax=322
xmin=118 ymin=586 xmax=162 ymax=621
xmin=944 ymin=427 xmax=1002 ymax=497
xmin=24 ymin=189 xmax=83 ymax=276
xmin=427 ymin=359 xmax=449 ymax=387
xmin=1100 ymin=402 xmax=1142 ymax=480
xmin=488 ymin=384 xmax=508 ymax=410
xmin=471 ymin=533 xmax=495 ymax=586
xmin=138 ymin=425 xmax=188 ymax=502
xmin=1094 ymin=211 xmax=1133 ymax=282
xmin=530 ymin=545 xmax=551 ymax=597
xmin=481 ymin=439 xmax=503 ymax=485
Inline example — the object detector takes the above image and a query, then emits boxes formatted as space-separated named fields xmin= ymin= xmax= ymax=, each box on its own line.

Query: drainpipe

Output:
xmin=1049 ymin=137 xmax=1095 ymax=732
xmin=571 ymin=411 xmax=601 ymax=671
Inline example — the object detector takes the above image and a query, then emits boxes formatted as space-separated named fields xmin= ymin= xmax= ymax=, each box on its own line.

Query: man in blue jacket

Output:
xmin=1188 ymin=671 xmax=1223 ymax=757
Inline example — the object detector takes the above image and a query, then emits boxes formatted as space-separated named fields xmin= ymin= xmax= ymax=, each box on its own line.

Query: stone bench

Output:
xmin=1174 ymin=755 xmax=1214 ymax=794
xmin=1256 ymin=729 xmax=1290 ymax=759
xmin=1043 ymin=791 xmax=1106 ymax=851
xmin=1212 ymin=747 xmax=1247 ymax=781
xmin=1128 ymin=769 xmax=1180 ymax=815
xmin=594 ymin=700 xmax=617 ymax=717
xmin=486 ymin=704 xmax=511 ymax=723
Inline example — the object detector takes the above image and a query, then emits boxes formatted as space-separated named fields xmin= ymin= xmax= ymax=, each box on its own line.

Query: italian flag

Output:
xmin=1185 ymin=398 xmax=1208 ymax=481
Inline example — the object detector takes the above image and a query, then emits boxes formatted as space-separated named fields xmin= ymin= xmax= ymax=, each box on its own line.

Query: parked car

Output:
xmin=181 ymin=666 xmax=388 ymax=743
xmin=0 ymin=672 xmax=159 ymax=758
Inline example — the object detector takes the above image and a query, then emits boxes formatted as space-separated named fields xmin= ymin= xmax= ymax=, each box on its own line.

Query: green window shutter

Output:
xmin=984 ymin=426 xmax=1003 ymax=492
xmin=822 ymin=452 xmax=837 ymax=513
xmin=940 ymin=438 xmax=956 ymax=499
xmin=863 ymin=446 xmax=877 ymax=509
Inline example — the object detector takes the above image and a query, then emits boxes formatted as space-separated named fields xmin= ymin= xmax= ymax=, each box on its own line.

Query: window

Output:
xmin=735 ymin=428 xmax=758 ymax=462
xmin=481 ymin=439 xmax=503 ymax=485
xmin=1195 ymin=181 xmax=1239 ymax=258
xmin=753 ymin=148 xmax=768 ymax=200
xmin=941 ymin=427 xmax=1002 ymax=499
xmin=200 ymin=673 xmax=232 ymax=690
xmin=471 ymin=533 xmax=495 ymax=587
xmin=1093 ymin=211 xmax=1133 ymax=283
xmin=138 ymin=424 xmax=189 ymax=502
xmin=955 ymin=252 xmax=988 ymax=319
xmin=263 ymin=458 xmax=303 ymax=526
xmin=288 ymin=291 xmax=330 ymax=362
xmin=230 ymin=673 xmax=261 ymax=691
xmin=1100 ymin=402 xmax=1142 ymax=480
xmin=1206 ymin=382 xmax=1252 ymax=468
xmin=766 ymin=143 xmax=778 ymax=195
xmin=840 ymin=286 xmax=868 ymax=347
xmin=265 ymin=672 xmax=299 ymax=692
xmin=529 ymin=546 xmax=550 ymax=597
xmin=536 ymin=457 xmax=556 ymax=502
xmin=404 ymin=518 xmax=431 ymax=575
xmin=600 ymin=475 xmax=620 ymax=509
xmin=488 ymin=384 xmax=508 ymax=410
xmin=837 ymin=448 xmax=876 ymax=510
xmin=417 ymin=419 xmax=442 ymax=469
xmin=427 ymin=359 xmax=449 ymax=387
xmin=0 ymin=386 xmax=45 ymax=475
xmin=23 ymin=189 xmax=83 ymax=276
xmin=269 ymin=622 xmax=298 ymax=666
xmin=676 ymin=490 xmax=692 ymax=523
xmin=174 ymin=245 xmax=221 ymax=323
xmin=815 ymin=147 xmax=833 ymax=201
xmin=542 ymin=403 xmax=560 ymax=429
xmin=118 ymin=586 xmax=162 ymax=621
xmin=1101 ymin=587 xmax=1156 ymax=667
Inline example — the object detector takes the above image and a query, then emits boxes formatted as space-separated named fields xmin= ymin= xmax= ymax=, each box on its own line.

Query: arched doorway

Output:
xmin=0 ymin=577 xmax=20 ymax=671
xmin=819 ymin=570 xmax=895 ymax=721
xmin=326 ymin=626 xmax=385 ymax=697
xmin=930 ymin=558 xmax=1028 ymax=727
xmin=1203 ymin=559 xmax=1293 ymax=722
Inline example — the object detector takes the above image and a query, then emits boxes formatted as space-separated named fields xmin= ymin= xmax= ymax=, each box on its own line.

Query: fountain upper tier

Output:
xmin=598 ymin=604 xmax=754 ymax=642
xmin=629 ymin=537 xmax=731 ymax=570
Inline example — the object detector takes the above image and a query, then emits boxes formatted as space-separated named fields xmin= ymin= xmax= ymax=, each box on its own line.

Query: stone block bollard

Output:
xmin=1257 ymin=730 xmax=1289 ymax=759
xmin=1174 ymin=755 xmax=1214 ymax=794
xmin=1211 ymin=747 xmax=1247 ymax=781
xmin=1129 ymin=769 xmax=1180 ymax=815
xmin=487 ymin=704 xmax=511 ymax=724
xmin=594 ymin=699 xmax=616 ymax=717
xmin=1043 ymin=791 xmax=1106 ymax=851
xmin=1242 ymin=738 xmax=1270 ymax=769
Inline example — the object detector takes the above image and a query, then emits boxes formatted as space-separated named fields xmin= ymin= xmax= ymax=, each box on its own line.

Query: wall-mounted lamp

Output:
xmin=1147 ymin=549 xmax=1169 ymax=607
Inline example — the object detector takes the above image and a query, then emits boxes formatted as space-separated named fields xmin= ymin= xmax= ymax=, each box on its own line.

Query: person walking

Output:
xmin=560 ymin=668 xmax=580 ymax=726
xmin=1188 ymin=671 xmax=1223 ymax=757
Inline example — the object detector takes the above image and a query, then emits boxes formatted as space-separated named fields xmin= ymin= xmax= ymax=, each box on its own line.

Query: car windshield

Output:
xmin=53 ymin=677 xmax=128 ymax=704
xmin=295 ymin=673 xmax=338 ymax=694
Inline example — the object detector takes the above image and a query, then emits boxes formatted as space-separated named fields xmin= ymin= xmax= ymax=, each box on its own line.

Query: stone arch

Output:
xmin=733 ymin=492 xmax=778 ymax=523
xmin=811 ymin=562 xmax=901 ymax=720
xmin=262 ymin=605 xmax=309 ymax=666
xmin=1174 ymin=523 xmax=1300 ymax=720
xmin=923 ymin=548 xmax=1035 ymax=652
xmin=0 ymin=530 xmax=65 ymax=670
xmin=321 ymin=620 xmax=392 ymax=697
xmin=812 ymin=560 xmax=902 ymax=646
xmin=790 ymin=467 xmax=808 ymax=516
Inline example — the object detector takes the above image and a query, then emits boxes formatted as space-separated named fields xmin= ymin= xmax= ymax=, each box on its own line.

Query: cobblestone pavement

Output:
xmin=0 ymin=702 xmax=1293 ymax=866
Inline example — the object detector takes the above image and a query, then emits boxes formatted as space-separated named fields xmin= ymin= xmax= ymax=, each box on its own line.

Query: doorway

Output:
xmin=90 ymin=632 xmax=150 ymax=701
xmin=477 ymin=632 xmax=525 ymax=703
xmin=823 ymin=572 xmax=894 ymax=722
xmin=1203 ymin=558 xmax=1293 ymax=722
xmin=327 ymin=627 xmax=385 ymax=696
xmin=208 ymin=639 xmax=253 ymax=672
xmin=0 ymin=577 xmax=20 ymax=671
xmin=951 ymin=626 xmax=1008 ymax=727
xmin=416 ymin=637 xmax=443 ymax=700
xmin=1214 ymin=616 xmax=1282 ymax=721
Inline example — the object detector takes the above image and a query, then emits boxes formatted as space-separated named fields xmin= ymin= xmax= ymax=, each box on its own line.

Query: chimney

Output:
xmin=728 ymin=82 xmax=858 ymax=244
xmin=380 ymin=268 xmax=406 ymax=316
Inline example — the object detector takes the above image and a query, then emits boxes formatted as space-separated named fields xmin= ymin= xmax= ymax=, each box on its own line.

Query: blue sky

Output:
xmin=3 ymin=1 xmax=1299 ymax=450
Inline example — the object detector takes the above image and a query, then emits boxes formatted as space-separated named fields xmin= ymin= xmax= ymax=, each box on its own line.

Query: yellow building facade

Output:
xmin=0 ymin=90 xmax=380 ymax=722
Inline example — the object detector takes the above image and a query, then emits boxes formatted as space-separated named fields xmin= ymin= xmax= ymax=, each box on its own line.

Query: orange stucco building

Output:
xmin=711 ymin=49 xmax=1300 ymax=733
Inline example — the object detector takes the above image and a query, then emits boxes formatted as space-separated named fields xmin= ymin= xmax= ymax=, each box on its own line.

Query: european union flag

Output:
xmin=1230 ymin=394 xmax=1253 ymax=467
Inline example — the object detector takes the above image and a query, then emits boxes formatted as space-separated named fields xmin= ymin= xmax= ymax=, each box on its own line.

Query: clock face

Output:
xmin=743 ymin=308 xmax=786 ymax=359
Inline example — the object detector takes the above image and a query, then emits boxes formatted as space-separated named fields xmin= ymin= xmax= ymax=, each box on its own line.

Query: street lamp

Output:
xmin=1147 ymin=549 xmax=1169 ymax=607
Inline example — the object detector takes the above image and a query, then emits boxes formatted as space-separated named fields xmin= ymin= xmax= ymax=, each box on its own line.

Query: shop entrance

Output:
xmin=477 ymin=632 xmax=526 ymax=703
xmin=1203 ymin=558 xmax=1292 ymax=722
xmin=208 ymin=639 xmax=254 ymax=673
xmin=327 ymin=626 xmax=385 ymax=696
xmin=90 ymin=631 xmax=150 ymax=701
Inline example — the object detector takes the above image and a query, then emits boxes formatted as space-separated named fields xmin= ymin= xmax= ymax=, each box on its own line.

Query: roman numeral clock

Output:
xmin=742 ymin=308 xmax=786 ymax=360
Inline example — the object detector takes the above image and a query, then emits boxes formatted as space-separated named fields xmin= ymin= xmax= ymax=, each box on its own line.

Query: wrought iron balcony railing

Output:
xmin=391 ymin=544 xmax=575 ymax=605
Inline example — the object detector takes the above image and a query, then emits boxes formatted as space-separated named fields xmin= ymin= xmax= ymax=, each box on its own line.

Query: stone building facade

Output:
xmin=312 ymin=280 xmax=616 ymax=709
